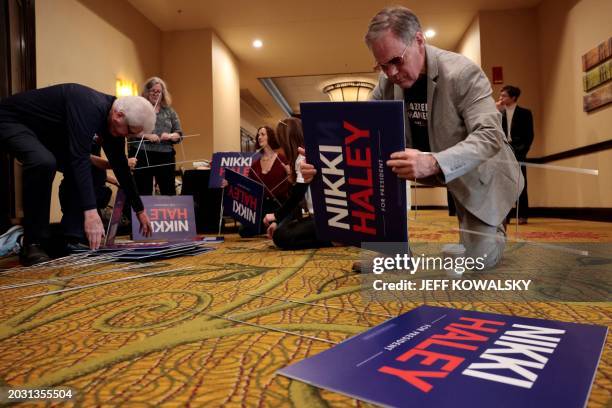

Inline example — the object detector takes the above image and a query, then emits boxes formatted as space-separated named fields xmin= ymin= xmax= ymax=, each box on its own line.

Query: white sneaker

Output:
xmin=441 ymin=243 xmax=466 ymax=278
xmin=0 ymin=225 xmax=24 ymax=257
xmin=441 ymin=243 xmax=466 ymax=256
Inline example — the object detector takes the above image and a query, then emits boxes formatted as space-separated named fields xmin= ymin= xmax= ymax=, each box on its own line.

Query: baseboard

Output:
xmin=527 ymin=207 xmax=612 ymax=222
xmin=412 ymin=206 xmax=449 ymax=211
xmin=412 ymin=206 xmax=612 ymax=222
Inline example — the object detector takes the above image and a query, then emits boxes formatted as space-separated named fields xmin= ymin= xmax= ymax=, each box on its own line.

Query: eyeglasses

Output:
xmin=373 ymin=45 xmax=409 ymax=72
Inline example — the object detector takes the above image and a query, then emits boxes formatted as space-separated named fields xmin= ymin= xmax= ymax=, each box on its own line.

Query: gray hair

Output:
xmin=112 ymin=96 xmax=156 ymax=133
xmin=365 ymin=6 xmax=422 ymax=47
xmin=141 ymin=76 xmax=172 ymax=107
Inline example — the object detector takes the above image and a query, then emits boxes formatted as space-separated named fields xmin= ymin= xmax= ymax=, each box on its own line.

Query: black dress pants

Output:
xmin=238 ymin=196 xmax=280 ymax=237
xmin=59 ymin=168 xmax=109 ymax=241
xmin=272 ymin=215 xmax=332 ymax=250
xmin=507 ymin=159 xmax=529 ymax=220
xmin=0 ymin=119 xmax=56 ymax=244
xmin=132 ymin=150 xmax=176 ymax=196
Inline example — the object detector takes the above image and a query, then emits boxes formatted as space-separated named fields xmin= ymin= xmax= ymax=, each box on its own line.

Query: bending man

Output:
xmin=0 ymin=83 xmax=154 ymax=265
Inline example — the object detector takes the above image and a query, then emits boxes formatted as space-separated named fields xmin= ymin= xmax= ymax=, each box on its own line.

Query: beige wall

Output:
xmin=211 ymin=34 xmax=241 ymax=152
xmin=161 ymin=29 xmax=214 ymax=163
xmin=35 ymin=0 xmax=162 ymax=222
xmin=479 ymin=8 xmax=541 ymax=148
xmin=454 ymin=2 xmax=610 ymax=208
xmin=36 ymin=0 xmax=161 ymax=92
xmin=531 ymin=0 xmax=612 ymax=207
xmin=538 ymin=0 xmax=611 ymax=154
xmin=162 ymin=30 xmax=241 ymax=163
xmin=528 ymin=151 xmax=612 ymax=207
xmin=455 ymin=16 xmax=481 ymax=66
xmin=410 ymin=187 xmax=448 ymax=208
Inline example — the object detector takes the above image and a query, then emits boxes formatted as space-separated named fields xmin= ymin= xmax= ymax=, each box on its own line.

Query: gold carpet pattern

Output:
xmin=0 ymin=212 xmax=610 ymax=407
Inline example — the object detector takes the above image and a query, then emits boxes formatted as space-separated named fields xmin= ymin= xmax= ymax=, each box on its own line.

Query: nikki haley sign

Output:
xmin=223 ymin=168 xmax=264 ymax=234
xmin=208 ymin=152 xmax=261 ymax=188
xmin=131 ymin=195 xmax=196 ymax=241
xmin=278 ymin=305 xmax=607 ymax=407
xmin=301 ymin=101 xmax=407 ymax=247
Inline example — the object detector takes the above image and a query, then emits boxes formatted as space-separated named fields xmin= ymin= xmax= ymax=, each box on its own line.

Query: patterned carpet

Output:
xmin=0 ymin=211 xmax=610 ymax=407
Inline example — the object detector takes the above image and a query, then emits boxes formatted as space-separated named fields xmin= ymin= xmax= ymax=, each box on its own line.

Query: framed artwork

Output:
xmin=582 ymin=37 xmax=612 ymax=112
xmin=582 ymin=37 xmax=612 ymax=72
xmin=583 ymin=82 xmax=612 ymax=112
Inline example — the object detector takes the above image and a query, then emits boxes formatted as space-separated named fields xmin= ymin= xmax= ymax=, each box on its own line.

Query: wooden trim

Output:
xmin=527 ymin=207 xmax=612 ymax=222
xmin=0 ymin=0 xmax=11 ymax=98
xmin=411 ymin=184 xmax=438 ymax=189
xmin=526 ymin=139 xmax=612 ymax=164
xmin=409 ymin=207 xmax=611 ymax=222
xmin=411 ymin=205 xmax=449 ymax=211
xmin=21 ymin=0 xmax=36 ymax=90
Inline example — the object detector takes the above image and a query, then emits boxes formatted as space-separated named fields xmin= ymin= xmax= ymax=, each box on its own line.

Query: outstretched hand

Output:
xmin=298 ymin=147 xmax=317 ymax=183
xmin=137 ymin=211 xmax=152 ymax=237
xmin=84 ymin=209 xmax=105 ymax=250
xmin=386 ymin=149 xmax=440 ymax=180
xmin=263 ymin=213 xmax=276 ymax=227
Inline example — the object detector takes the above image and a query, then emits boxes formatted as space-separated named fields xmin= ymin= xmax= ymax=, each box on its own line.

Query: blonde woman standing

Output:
xmin=130 ymin=77 xmax=183 ymax=195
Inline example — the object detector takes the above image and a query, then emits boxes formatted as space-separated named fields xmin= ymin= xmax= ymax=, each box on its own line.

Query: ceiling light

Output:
xmin=424 ymin=29 xmax=436 ymax=39
xmin=252 ymin=39 xmax=263 ymax=48
xmin=322 ymin=81 xmax=376 ymax=102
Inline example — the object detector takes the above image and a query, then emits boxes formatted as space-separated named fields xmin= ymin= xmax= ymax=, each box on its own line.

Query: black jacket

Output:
xmin=0 ymin=83 xmax=143 ymax=212
xmin=502 ymin=105 xmax=534 ymax=160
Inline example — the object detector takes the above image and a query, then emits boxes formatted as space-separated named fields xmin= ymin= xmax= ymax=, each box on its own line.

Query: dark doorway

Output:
xmin=0 ymin=0 xmax=36 ymax=229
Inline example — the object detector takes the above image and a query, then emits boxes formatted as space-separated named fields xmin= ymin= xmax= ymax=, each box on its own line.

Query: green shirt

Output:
xmin=130 ymin=106 xmax=182 ymax=154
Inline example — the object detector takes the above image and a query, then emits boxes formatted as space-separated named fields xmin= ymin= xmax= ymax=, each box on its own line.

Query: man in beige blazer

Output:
xmin=366 ymin=6 xmax=523 ymax=269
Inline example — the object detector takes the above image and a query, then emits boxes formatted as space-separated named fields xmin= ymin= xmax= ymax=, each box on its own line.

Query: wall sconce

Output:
xmin=322 ymin=81 xmax=375 ymax=102
xmin=116 ymin=79 xmax=138 ymax=97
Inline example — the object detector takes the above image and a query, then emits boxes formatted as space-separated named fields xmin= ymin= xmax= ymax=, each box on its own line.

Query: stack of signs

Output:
xmin=131 ymin=195 xmax=197 ymax=241
xmin=223 ymin=168 xmax=264 ymax=234
xmin=278 ymin=305 xmax=607 ymax=408
xmin=301 ymin=101 xmax=407 ymax=247
xmin=75 ymin=242 xmax=216 ymax=261
xmin=208 ymin=152 xmax=261 ymax=188
xmin=110 ymin=242 xmax=214 ymax=261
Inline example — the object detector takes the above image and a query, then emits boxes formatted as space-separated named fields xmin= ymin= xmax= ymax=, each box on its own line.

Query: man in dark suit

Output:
xmin=498 ymin=85 xmax=534 ymax=225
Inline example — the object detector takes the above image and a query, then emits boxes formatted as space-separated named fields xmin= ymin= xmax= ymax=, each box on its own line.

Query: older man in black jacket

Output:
xmin=0 ymin=83 xmax=154 ymax=265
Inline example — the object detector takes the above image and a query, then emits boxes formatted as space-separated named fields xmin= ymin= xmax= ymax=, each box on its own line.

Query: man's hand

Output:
xmin=266 ymin=222 xmax=277 ymax=239
xmin=146 ymin=134 xmax=161 ymax=143
xmin=84 ymin=209 xmax=105 ymax=250
xmin=386 ymin=149 xmax=440 ymax=180
xmin=298 ymin=147 xmax=317 ymax=183
xmin=263 ymin=213 xmax=276 ymax=227
xmin=128 ymin=157 xmax=137 ymax=169
xmin=136 ymin=211 xmax=152 ymax=237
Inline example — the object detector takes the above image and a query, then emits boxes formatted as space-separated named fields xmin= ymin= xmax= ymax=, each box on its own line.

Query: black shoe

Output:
xmin=20 ymin=243 xmax=51 ymax=266
xmin=351 ymin=261 xmax=364 ymax=273
xmin=66 ymin=241 xmax=90 ymax=253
